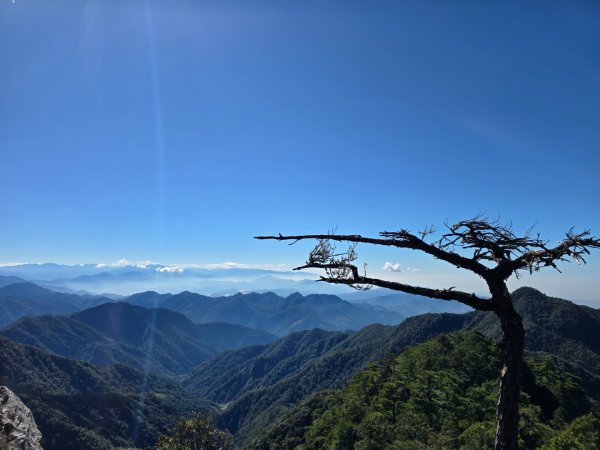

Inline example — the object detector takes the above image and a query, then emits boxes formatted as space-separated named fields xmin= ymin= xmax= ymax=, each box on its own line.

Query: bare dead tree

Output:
xmin=255 ymin=217 xmax=600 ymax=450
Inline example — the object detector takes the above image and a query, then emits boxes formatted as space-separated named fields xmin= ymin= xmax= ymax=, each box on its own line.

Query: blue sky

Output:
xmin=1 ymin=1 xmax=599 ymax=299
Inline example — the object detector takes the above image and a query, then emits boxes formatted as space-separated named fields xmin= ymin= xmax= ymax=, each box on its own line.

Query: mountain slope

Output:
xmin=0 ymin=275 xmax=26 ymax=288
xmin=465 ymin=287 xmax=600 ymax=374
xmin=0 ymin=283 xmax=113 ymax=327
xmin=185 ymin=329 xmax=351 ymax=402
xmin=125 ymin=290 xmax=404 ymax=335
xmin=1 ymin=302 xmax=277 ymax=376
xmin=0 ymin=314 xmax=166 ymax=374
xmin=186 ymin=314 xmax=468 ymax=437
xmin=254 ymin=332 xmax=600 ymax=449
xmin=194 ymin=322 xmax=276 ymax=352
xmin=0 ymin=336 xmax=209 ymax=450
xmin=183 ymin=288 xmax=600 ymax=440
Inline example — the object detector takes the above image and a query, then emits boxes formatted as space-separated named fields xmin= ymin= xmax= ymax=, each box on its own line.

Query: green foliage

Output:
xmin=541 ymin=413 xmax=600 ymax=450
xmin=1 ymin=301 xmax=280 ymax=378
xmin=0 ymin=336 xmax=212 ymax=450
xmin=255 ymin=333 xmax=599 ymax=449
xmin=467 ymin=287 xmax=600 ymax=374
xmin=3 ymin=286 xmax=599 ymax=449
xmin=215 ymin=287 xmax=600 ymax=446
xmin=156 ymin=415 xmax=233 ymax=450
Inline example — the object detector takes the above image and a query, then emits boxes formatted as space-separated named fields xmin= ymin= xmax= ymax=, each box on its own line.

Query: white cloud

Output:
xmin=114 ymin=258 xmax=132 ymax=267
xmin=0 ymin=262 xmax=27 ymax=267
xmin=201 ymin=261 xmax=250 ymax=270
xmin=383 ymin=262 xmax=402 ymax=272
xmin=382 ymin=262 xmax=421 ymax=273
xmin=133 ymin=260 xmax=154 ymax=269
xmin=156 ymin=265 xmax=184 ymax=273
xmin=100 ymin=259 xmax=156 ymax=269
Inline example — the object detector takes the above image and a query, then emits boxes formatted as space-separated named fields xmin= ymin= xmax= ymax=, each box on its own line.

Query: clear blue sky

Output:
xmin=1 ymin=1 xmax=599 ymax=299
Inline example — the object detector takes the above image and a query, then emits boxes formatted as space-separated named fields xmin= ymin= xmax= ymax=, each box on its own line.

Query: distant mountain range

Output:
xmin=0 ymin=301 xmax=277 ymax=376
xmin=0 ymin=274 xmax=27 ymax=288
xmin=0 ymin=265 xmax=478 ymax=319
xmin=0 ymin=282 xmax=114 ymax=328
xmin=0 ymin=286 xmax=598 ymax=449
xmin=181 ymin=287 xmax=600 ymax=442
xmin=345 ymin=291 xmax=472 ymax=316
xmin=0 ymin=263 xmax=343 ymax=296
xmin=124 ymin=290 xmax=404 ymax=336
xmin=0 ymin=282 xmax=406 ymax=336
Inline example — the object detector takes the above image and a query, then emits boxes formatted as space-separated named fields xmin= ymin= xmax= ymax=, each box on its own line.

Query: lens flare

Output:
xmin=131 ymin=0 xmax=165 ymax=445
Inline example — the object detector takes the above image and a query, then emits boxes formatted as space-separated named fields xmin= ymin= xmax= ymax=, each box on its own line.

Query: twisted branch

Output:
xmin=293 ymin=261 xmax=494 ymax=310
xmin=256 ymin=217 xmax=599 ymax=311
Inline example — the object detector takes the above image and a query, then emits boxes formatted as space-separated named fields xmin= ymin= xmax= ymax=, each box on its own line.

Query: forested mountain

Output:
xmin=0 ymin=274 xmax=27 ymax=288
xmin=125 ymin=290 xmax=403 ymax=335
xmin=182 ymin=288 xmax=600 ymax=443
xmin=1 ymin=302 xmax=276 ymax=376
xmin=0 ymin=336 xmax=209 ymax=450
xmin=188 ymin=317 xmax=467 ymax=439
xmin=466 ymin=287 xmax=600 ymax=374
xmin=1 ymin=286 xmax=597 ymax=448
xmin=0 ymin=283 xmax=114 ymax=327
xmin=253 ymin=332 xmax=600 ymax=449
xmin=1 ymin=314 xmax=161 ymax=373
xmin=184 ymin=329 xmax=351 ymax=401
xmin=193 ymin=322 xmax=278 ymax=352
xmin=0 ymin=282 xmax=403 ymax=336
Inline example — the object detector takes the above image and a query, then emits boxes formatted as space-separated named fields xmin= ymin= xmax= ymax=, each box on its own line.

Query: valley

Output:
xmin=1 ymin=274 xmax=598 ymax=449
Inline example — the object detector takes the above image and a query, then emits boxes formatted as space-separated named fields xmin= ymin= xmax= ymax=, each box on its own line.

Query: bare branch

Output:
xmin=256 ymin=217 xmax=600 ymax=450
xmin=436 ymin=217 xmax=548 ymax=265
xmin=257 ymin=218 xmax=600 ymax=302
xmin=256 ymin=231 xmax=489 ymax=277
xmin=295 ymin=261 xmax=493 ymax=311
xmin=498 ymin=229 xmax=600 ymax=278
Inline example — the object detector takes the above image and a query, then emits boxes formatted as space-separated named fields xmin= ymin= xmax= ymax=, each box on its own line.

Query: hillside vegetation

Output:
xmin=0 ymin=286 xmax=598 ymax=449
xmin=181 ymin=288 xmax=600 ymax=443
xmin=254 ymin=332 xmax=600 ymax=449
xmin=1 ymin=302 xmax=276 ymax=376
xmin=0 ymin=336 xmax=211 ymax=450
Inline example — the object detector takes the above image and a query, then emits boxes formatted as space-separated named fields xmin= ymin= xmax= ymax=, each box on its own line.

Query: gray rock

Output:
xmin=0 ymin=386 xmax=43 ymax=450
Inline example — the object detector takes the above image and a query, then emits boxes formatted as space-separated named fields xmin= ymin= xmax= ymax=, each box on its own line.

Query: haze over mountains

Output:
xmin=0 ymin=281 xmax=404 ymax=336
xmin=1 ymin=302 xmax=277 ymax=376
xmin=0 ymin=263 xmax=341 ymax=297
xmin=184 ymin=287 xmax=600 ymax=444
xmin=1 ymin=265 xmax=599 ymax=449
xmin=1 ymin=284 xmax=598 ymax=449
xmin=0 ymin=281 xmax=115 ymax=328
xmin=0 ymin=263 xmax=475 ymax=324
xmin=125 ymin=290 xmax=404 ymax=336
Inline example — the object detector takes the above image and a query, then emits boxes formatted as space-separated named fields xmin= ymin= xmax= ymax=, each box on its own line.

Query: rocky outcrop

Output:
xmin=0 ymin=386 xmax=43 ymax=450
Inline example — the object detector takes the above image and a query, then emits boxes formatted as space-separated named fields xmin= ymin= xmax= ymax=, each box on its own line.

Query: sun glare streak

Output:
xmin=144 ymin=0 xmax=166 ymax=257
xmin=131 ymin=1 xmax=165 ymax=445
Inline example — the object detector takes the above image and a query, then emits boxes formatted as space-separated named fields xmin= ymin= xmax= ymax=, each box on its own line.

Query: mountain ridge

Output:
xmin=125 ymin=290 xmax=404 ymax=336
xmin=1 ymin=302 xmax=277 ymax=376
xmin=181 ymin=287 xmax=600 ymax=440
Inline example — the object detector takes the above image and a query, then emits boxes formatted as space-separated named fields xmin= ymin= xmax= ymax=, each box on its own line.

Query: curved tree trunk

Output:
xmin=494 ymin=302 xmax=525 ymax=450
